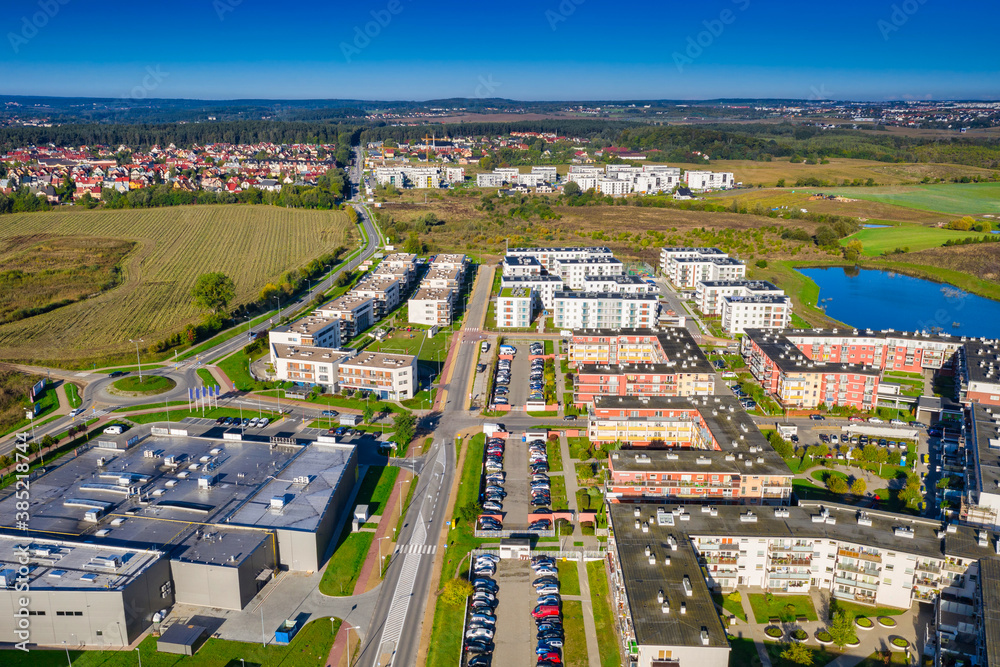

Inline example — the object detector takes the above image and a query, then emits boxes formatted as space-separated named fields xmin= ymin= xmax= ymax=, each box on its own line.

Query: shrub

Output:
xmin=792 ymin=629 xmax=808 ymax=641
xmin=815 ymin=630 xmax=832 ymax=643
xmin=765 ymin=626 xmax=783 ymax=638
xmin=891 ymin=637 xmax=908 ymax=648
xmin=878 ymin=616 xmax=897 ymax=627
xmin=856 ymin=617 xmax=873 ymax=628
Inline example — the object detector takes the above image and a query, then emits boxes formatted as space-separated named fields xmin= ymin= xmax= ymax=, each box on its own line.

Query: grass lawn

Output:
xmin=766 ymin=642 xmax=839 ymax=667
xmin=196 ymin=368 xmax=217 ymax=387
xmin=0 ymin=386 xmax=60 ymax=438
xmin=127 ymin=405 xmax=281 ymax=424
xmin=558 ymin=559 xmax=581 ymax=596
xmin=840 ymin=223 xmax=988 ymax=255
xmin=792 ymin=479 xmax=848 ymax=505
xmin=586 ymin=560 xmax=621 ymax=667
xmin=728 ymin=637 xmax=759 ymax=667
xmin=218 ymin=349 xmax=266 ymax=391
xmin=64 ymin=382 xmax=81 ymax=408
xmin=747 ymin=593 xmax=818 ymax=624
xmin=527 ymin=410 xmax=559 ymax=418
xmin=111 ymin=375 xmax=177 ymax=394
xmin=712 ymin=591 xmax=748 ymax=622
xmin=303 ymin=393 xmax=410 ymax=415
xmin=99 ymin=364 xmax=166 ymax=374
xmin=562 ymin=599 xmax=589 ymax=667
xmin=548 ymin=438 xmax=564 ymax=473
xmin=828 ymin=598 xmax=907 ymax=619
xmin=827 ymin=182 xmax=1000 ymax=216
xmin=568 ymin=436 xmax=594 ymax=460
xmin=5 ymin=617 xmax=338 ymax=667
xmin=357 ymin=465 xmax=400 ymax=516
xmin=855 ymin=650 xmax=910 ymax=666
xmin=549 ymin=475 xmax=568 ymax=509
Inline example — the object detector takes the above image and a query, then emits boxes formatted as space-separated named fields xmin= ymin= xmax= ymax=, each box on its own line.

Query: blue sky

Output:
xmin=2 ymin=0 xmax=997 ymax=100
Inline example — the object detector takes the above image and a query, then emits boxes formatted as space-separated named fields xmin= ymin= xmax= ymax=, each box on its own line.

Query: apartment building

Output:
xmin=315 ymin=294 xmax=374 ymax=340
xmin=531 ymin=165 xmax=558 ymax=181
xmin=501 ymin=254 xmax=544 ymax=277
xmin=960 ymin=341 xmax=1000 ymax=407
xmin=507 ymin=246 xmax=614 ymax=272
xmin=584 ymin=274 xmax=657 ymax=295
xmin=420 ymin=265 xmax=463 ymax=291
xmin=695 ymin=279 xmax=784 ymax=316
xmin=720 ymin=294 xmax=793 ymax=335
xmin=408 ymin=287 xmax=456 ymax=327
xmin=659 ymin=247 xmax=746 ymax=288
xmin=476 ymin=172 xmax=503 ymax=187
xmin=268 ymin=315 xmax=342 ymax=349
xmin=351 ymin=275 xmax=401 ymax=320
xmin=596 ymin=177 xmax=633 ymax=196
xmin=337 ymin=351 xmax=417 ymax=400
xmin=373 ymin=253 xmax=419 ymax=288
xmin=683 ymin=170 xmax=735 ymax=191
xmin=963 ymin=402 xmax=1000 ymax=528
xmin=566 ymin=174 xmax=597 ymax=191
xmin=271 ymin=343 xmax=350 ymax=389
xmin=555 ymin=257 xmax=625 ymax=289
xmin=570 ymin=328 xmax=715 ymax=404
xmin=782 ymin=328 xmax=964 ymax=375
xmin=496 ymin=286 xmax=534 ymax=328
xmin=444 ymin=166 xmax=465 ymax=183
xmin=373 ymin=165 xmax=441 ymax=189
xmin=500 ymin=275 xmax=564 ymax=309
xmin=742 ymin=329 xmax=881 ymax=410
xmin=429 ymin=253 xmax=467 ymax=275
xmin=553 ymin=292 xmax=658 ymax=330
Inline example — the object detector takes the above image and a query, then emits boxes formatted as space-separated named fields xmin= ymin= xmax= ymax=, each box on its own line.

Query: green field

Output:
xmin=0 ymin=205 xmax=352 ymax=366
xmin=840 ymin=224 xmax=988 ymax=255
xmin=111 ymin=375 xmax=177 ymax=394
xmin=827 ymin=183 xmax=1000 ymax=216
xmin=586 ymin=560 xmax=621 ymax=667
xmin=748 ymin=593 xmax=818 ymax=623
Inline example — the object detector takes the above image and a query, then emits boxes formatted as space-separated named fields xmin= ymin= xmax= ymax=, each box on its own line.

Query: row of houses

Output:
xmin=372 ymin=165 xmax=465 ymax=189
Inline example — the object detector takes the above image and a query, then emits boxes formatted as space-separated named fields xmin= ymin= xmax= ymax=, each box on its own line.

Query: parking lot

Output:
xmin=492 ymin=340 xmax=547 ymax=409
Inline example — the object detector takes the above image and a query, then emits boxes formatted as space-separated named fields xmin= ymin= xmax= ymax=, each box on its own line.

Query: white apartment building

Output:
xmin=684 ymin=170 xmax=735 ymax=191
xmin=408 ymin=287 xmax=456 ymax=327
xmin=552 ymin=292 xmax=659 ymax=330
xmin=496 ymin=286 xmax=534 ymax=328
xmin=271 ymin=344 xmax=351 ymax=390
xmin=696 ymin=279 xmax=784 ymax=316
xmin=516 ymin=173 xmax=547 ymax=187
xmin=268 ymin=315 xmax=342 ymax=350
xmin=507 ymin=246 xmax=614 ymax=272
xmin=583 ymin=274 xmax=657 ymax=295
xmin=494 ymin=168 xmax=520 ymax=181
xmin=502 ymin=255 xmax=544 ymax=277
xmin=531 ymin=166 xmax=558 ymax=181
xmin=373 ymin=166 xmax=441 ymax=189
xmin=445 ymin=167 xmax=465 ymax=184
xmin=429 ymin=253 xmax=468 ymax=276
xmin=500 ymin=275 xmax=564 ymax=309
xmin=351 ymin=275 xmax=401 ymax=320
xmin=337 ymin=351 xmax=417 ymax=400
xmin=556 ymin=257 xmax=625 ymax=290
xmin=374 ymin=253 xmax=419 ymax=287
xmin=568 ymin=165 xmax=603 ymax=176
xmin=660 ymin=247 xmax=746 ymax=288
xmin=420 ymin=265 xmax=463 ymax=291
xmin=315 ymin=294 xmax=374 ymax=340
xmin=566 ymin=173 xmax=598 ymax=191
xmin=476 ymin=173 xmax=504 ymax=188
xmin=596 ymin=178 xmax=633 ymax=196
xmin=605 ymin=165 xmax=643 ymax=177
xmin=720 ymin=294 xmax=792 ymax=335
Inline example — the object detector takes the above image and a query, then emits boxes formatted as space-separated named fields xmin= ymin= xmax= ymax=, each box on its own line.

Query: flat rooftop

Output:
xmin=723 ymin=294 xmax=790 ymax=305
xmin=583 ymin=275 xmax=648 ymax=285
xmin=339 ymin=351 xmax=415 ymax=371
xmin=745 ymin=329 xmax=882 ymax=376
xmin=783 ymin=327 xmax=968 ymax=346
xmin=381 ymin=253 xmax=417 ymax=265
xmin=272 ymin=315 xmax=339 ymax=337
xmin=319 ymin=294 xmax=373 ymax=313
xmin=430 ymin=253 xmax=467 ymax=266
xmin=970 ymin=403 xmax=1000 ymax=497
xmin=500 ymin=286 xmax=533 ymax=299
xmin=509 ymin=246 xmax=612 ymax=254
xmin=673 ymin=256 xmax=743 ymax=266
xmin=411 ymin=287 xmax=455 ymax=301
xmin=353 ymin=275 xmax=400 ymax=293
xmin=554 ymin=291 xmax=657 ymax=302
xmin=421 ymin=266 xmax=463 ymax=282
xmin=0 ymin=534 xmax=163 ymax=591
xmin=963 ymin=340 xmax=1000 ymax=385
xmin=503 ymin=255 xmax=542 ymax=267
xmin=699 ymin=279 xmax=781 ymax=291
xmin=661 ymin=247 xmax=726 ymax=255
xmin=501 ymin=275 xmax=563 ymax=284
xmin=556 ymin=257 xmax=623 ymax=266
xmin=271 ymin=343 xmax=350 ymax=363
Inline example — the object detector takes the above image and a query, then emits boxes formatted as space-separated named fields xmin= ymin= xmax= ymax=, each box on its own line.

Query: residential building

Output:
xmin=583 ymin=274 xmax=657 ymax=295
xmin=268 ymin=315 xmax=342 ymax=349
xmin=555 ymin=257 xmax=625 ymax=290
xmin=962 ymin=402 xmax=1000 ymax=528
xmin=496 ymin=286 xmax=534 ymax=328
xmin=552 ymin=292 xmax=659 ymax=330
xmin=476 ymin=173 xmax=504 ymax=187
xmin=373 ymin=253 xmax=419 ymax=288
xmin=531 ymin=166 xmax=558 ymax=181
xmin=315 ymin=294 xmax=374 ymax=340
xmin=659 ymin=248 xmax=746 ymax=288
xmin=782 ymin=328 xmax=964 ymax=375
xmin=502 ymin=255 xmax=544 ymax=277
xmin=420 ymin=265 xmax=463 ymax=291
xmin=741 ymin=329 xmax=881 ymax=410
xmin=683 ymin=170 xmax=735 ymax=190
xmin=373 ymin=165 xmax=440 ymax=189
xmin=720 ymin=294 xmax=793 ymax=335
xmin=960 ymin=341 xmax=1000 ymax=407
xmin=429 ymin=253 xmax=468 ymax=276
xmin=408 ymin=287 xmax=456 ymax=327
xmin=695 ymin=279 xmax=784 ymax=316
xmin=351 ymin=275 xmax=401 ymax=320
xmin=507 ymin=246 xmax=614 ymax=273
xmin=271 ymin=343 xmax=350 ymax=390
xmin=500 ymin=275 xmax=564 ymax=309
xmin=596 ymin=177 xmax=633 ymax=196
xmin=444 ymin=167 xmax=465 ymax=183
xmin=337 ymin=351 xmax=417 ymax=400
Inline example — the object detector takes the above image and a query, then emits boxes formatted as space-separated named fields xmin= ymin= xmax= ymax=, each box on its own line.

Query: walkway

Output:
xmin=575 ymin=559 xmax=602 ymax=667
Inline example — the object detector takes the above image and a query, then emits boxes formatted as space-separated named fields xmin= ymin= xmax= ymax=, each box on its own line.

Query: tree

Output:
xmin=191 ymin=272 xmax=235 ymax=314
xmin=563 ymin=181 xmax=581 ymax=196
xmin=851 ymin=478 xmax=866 ymax=496
xmin=862 ymin=444 xmax=879 ymax=463
xmin=776 ymin=178 xmax=786 ymax=188
xmin=393 ymin=412 xmax=417 ymax=447
xmin=362 ymin=404 xmax=375 ymax=424
xmin=843 ymin=239 xmax=864 ymax=261
xmin=780 ymin=641 xmax=814 ymax=666
xmin=755 ymin=259 xmax=768 ymax=268
xmin=827 ymin=475 xmax=848 ymax=495
xmin=874 ymin=447 xmax=889 ymax=475
xmin=815 ymin=226 xmax=839 ymax=247
xmin=440 ymin=578 xmax=474 ymax=605
xmin=260 ymin=282 xmax=280 ymax=302
xmin=827 ymin=611 xmax=857 ymax=649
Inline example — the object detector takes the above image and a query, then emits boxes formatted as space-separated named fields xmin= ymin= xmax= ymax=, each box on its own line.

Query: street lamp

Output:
xmin=129 ymin=339 xmax=144 ymax=381
xmin=134 ymin=647 xmax=142 ymax=667
xmin=398 ymin=478 xmax=411 ymax=530
xmin=377 ymin=536 xmax=390 ymax=575
xmin=63 ymin=640 xmax=72 ymax=667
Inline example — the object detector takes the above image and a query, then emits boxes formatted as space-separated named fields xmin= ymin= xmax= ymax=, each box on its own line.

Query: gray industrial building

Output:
xmin=0 ymin=424 xmax=358 ymax=648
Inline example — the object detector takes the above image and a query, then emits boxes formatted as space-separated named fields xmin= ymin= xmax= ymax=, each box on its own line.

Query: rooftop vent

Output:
xmin=857 ymin=512 xmax=872 ymax=527
xmin=682 ymin=576 xmax=693 ymax=596
xmin=740 ymin=511 xmax=757 ymax=523
xmin=894 ymin=526 xmax=915 ymax=539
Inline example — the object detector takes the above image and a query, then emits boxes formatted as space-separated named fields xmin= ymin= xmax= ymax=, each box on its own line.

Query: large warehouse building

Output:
xmin=0 ymin=423 xmax=357 ymax=648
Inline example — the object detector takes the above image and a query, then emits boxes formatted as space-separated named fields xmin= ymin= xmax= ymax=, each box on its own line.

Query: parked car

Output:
xmin=321 ymin=410 xmax=339 ymax=417
xmin=477 ymin=364 xmax=487 ymax=373
xmin=530 ymin=519 xmax=552 ymax=531
xmin=563 ymin=414 xmax=577 ymax=421
xmin=809 ymin=414 xmax=825 ymax=421
xmin=258 ymin=417 xmax=270 ymax=427
xmin=532 ymin=605 xmax=560 ymax=619
xmin=868 ymin=417 xmax=885 ymax=424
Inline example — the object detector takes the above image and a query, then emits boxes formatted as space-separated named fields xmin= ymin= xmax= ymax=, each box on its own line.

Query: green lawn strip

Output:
xmin=854 ymin=650 xmax=910 ymax=666
xmin=792 ymin=478 xmax=849 ymax=504
xmin=544 ymin=339 xmax=554 ymax=355
xmin=550 ymin=475 xmax=568 ymax=509
xmin=747 ymin=593 xmax=818 ymax=624
xmin=558 ymin=559 xmax=581 ymax=596
xmin=6 ymin=617 xmax=338 ymax=667
xmin=126 ymin=405 xmax=282 ymax=425
xmin=357 ymin=465 xmax=400 ymax=516
xmin=764 ymin=642 xmax=840 ymax=667
xmin=0 ymin=388 xmax=60 ymax=438
xmin=217 ymin=349 xmax=267 ymax=391
xmin=839 ymin=224 xmax=989 ymax=256
xmin=828 ymin=598 xmax=906 ymax=619
xmin=711 ymin=591 xmax=748 ymax=622
xmin=586 ymin=560 xmax=621 ymax=667
xmin=568 ymin=436 xmax=593 ymax=460
xmin=426 ymin=595 xmax=469 ymax=667
xmin=176 ymin=310 xmax=275 ymax=362
xmin=728 ymin=637 xmax=759 ymax=667
xmin=64 ymin=382 xmax=81 ymax=408
xmin=547 ymin=437 xmax=564 ymax=473
xmin=527 ymin=410 xmax=560 ymax=418
xmin=114 ymin=400 xmax=189 ymax=412
xmin=318 ymin=529 xmax=375 ymax=595
xmin=562 ymin=599 xmax=589 ymax=667
xmin=196 ymin=368 xmax=217 ymax=387
xmin=301 ymin=393 xmax=409 ymax=415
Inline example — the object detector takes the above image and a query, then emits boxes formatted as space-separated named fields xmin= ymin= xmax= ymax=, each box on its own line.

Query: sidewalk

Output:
xmin=575 ymin=558 xmax=602 ymax=667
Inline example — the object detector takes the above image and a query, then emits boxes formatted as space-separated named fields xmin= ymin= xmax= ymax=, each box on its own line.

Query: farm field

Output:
xmin=706 ymin=188 xmax=945 ymax=224
xmin=0 ymin=205 xmax=353 ymax=366
xmin=824 ymin=183 xmax=1000 ymax=216
xmin=839 ymin=224 xmax=989 ymax=256
xmin=706 ymin=157 xmax=998 ymax=188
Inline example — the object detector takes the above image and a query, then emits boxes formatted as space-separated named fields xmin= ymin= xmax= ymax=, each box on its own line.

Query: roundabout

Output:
xmin=107 ymin=374 xmax=177 ymax=396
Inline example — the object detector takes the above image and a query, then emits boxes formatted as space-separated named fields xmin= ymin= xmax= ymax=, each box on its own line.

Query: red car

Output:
xmin=532 ymin=605 xmax=560 ymax=618
xmin=849 ymin=416 xmax=863 ymax=422
xmin=539 ymin=653 xmax=561 ymax=663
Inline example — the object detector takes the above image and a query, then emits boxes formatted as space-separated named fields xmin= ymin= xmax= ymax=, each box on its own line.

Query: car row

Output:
xmin=464 ymin=555 xmax=502 ymax=660
xmin=530 ymin=556 xmax=564 ymax=665
xmin=479 ymin=436 xmax=506 ymax=531
xmin=493 ymin=348 xmax=514 ymax=406
xmin=527 ymin=438 xmax=551 ymax=508
xmin=527 ymin=345 xmax=546 ymax=404
xmin=214 ymin=416 xmax=270 ymax=428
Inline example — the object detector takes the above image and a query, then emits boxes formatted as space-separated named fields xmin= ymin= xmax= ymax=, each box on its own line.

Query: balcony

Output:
xmin=702 ymin=556 xmax=738 ymax=565
xmin=838 ymin=548 xmax=881 ymax=563
xmin=770 ymin=556 xmax=812 ymax=567
xmin=836 ymin=562 xmax=881 ymax=577
xmin=770 ymin=544 xmax=814 ymax=553
xmin=769 ymin=571 xmax=811 ymax=580
xmin=915 ymin=562 xmax=941 ymax=575
xmin=835 ymin=576 xmax=879 ymax=592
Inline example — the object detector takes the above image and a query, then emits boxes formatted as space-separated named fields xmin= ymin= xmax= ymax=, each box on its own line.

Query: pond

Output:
xmin=797 ymin=266 xmax=1000 ymax=338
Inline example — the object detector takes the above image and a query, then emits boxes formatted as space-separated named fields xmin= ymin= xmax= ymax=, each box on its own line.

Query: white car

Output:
xmin=890 ymin=419 xmax=906 ymax=426
xmin=258 ymin=418 xmax=270 ymax=428
xmin=103 ymin=424 xmax=124 ymax=435
xmin=830 ymin=435 xmax=839 ymax=444
xmin=249 ymin=417 xmax=260 ymax=427
xmin=868 ymin=417 xmax=884 ymax=424
xmin=721 ymin=371 xmax=737 ymax=379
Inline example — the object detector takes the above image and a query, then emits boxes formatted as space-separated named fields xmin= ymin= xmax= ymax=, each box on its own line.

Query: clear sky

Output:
xmin=2 ymin=0 xmax=997 ymax=101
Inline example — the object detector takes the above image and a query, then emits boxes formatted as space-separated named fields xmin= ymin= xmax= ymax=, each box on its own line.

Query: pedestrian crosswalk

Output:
xmin=394 ymin=543 xmax=437 ymax=555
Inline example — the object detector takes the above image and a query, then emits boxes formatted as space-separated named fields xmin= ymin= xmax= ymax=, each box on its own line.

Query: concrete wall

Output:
xmin=638 ymin=643 xmax=730 ymax=667
xmin=170 ymin=535 xmax=274 ymax=611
